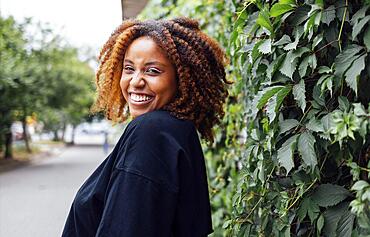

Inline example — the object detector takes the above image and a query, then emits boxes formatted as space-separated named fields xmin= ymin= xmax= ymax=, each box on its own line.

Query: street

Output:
xmin=0 ymin=145 xmax=111 ymax=237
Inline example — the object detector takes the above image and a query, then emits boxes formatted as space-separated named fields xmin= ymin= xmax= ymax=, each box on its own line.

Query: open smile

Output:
xmin=129 ymin=93 xmax=155 ymax=105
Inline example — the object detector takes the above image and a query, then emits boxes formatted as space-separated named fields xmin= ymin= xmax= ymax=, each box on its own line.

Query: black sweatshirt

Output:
xmin=61 ymin=109 xmax=213 ymax=237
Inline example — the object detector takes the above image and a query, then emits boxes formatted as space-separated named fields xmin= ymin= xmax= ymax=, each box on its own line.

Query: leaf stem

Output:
xmin=286 ymin=178 xmax=318 ymax=211
xmin=314 ymin=39 xmax=339 ymax=54
xmin=235 ymin=1 xmax=255 ymax=22
xmin=283 ymin=155 xmax=327 ymax=215
xmin=236 ymin=166 xmax=276 ymax=223
xmin=359 ymin=167 xmax=370 ymax=172
xmin=337 ymin=0 xmax=348 ymax=52
xmin=294 ymin=104 xmax=313 ymax=132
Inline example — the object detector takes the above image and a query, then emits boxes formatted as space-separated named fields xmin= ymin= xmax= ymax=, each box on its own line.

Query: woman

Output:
xmin=62 ymin=17 xmax=231 ymax=237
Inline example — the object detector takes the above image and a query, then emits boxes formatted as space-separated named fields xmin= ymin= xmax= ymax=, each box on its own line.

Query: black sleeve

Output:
xmin=95 ymin=169 xmax=177 ymax=237
xmin=95 ymin=113 xmax=187 ymax=237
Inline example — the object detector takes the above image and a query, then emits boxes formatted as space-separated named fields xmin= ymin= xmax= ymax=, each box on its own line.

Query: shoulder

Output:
xmin=115 ymin=110 xmax=196 ymax=192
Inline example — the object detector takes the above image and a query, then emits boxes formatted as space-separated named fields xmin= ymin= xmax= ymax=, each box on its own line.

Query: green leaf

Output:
xmin=322 ymin=113 xmax=334 ymax=132
xmin=222 ymin=219 xmax=232 ymax=229
xmin=312 ymin=184 xmax=351 ymax=207
xmin=313 ymin=85 xmax=325 ymax=107
xmin=280 ymin=0 xmax=295 ymax=4
xmin=251 ymin=40 xmax=264 ymax=62
xmin=351 ymin=180 xmax=369 ymax=191
xmin=308 ymin=54 xmax=317 ymax=71
xmin=351 ymin=5 xmax=370 ymax=25
xmin=266 ymin=54 xmax=285 ymax=79
xmin=298 ymin=197 xmax=320 ymax=222
xmin=270 ymin=3 xmax=294 ymax=17
xmin=344 ymin=53 xmax=366 ymax=95
xmin=317 ymin=214 xmax=325 ymax=234
xmin=275 ymin=85 xmax=292 ymax=110
xmin=336 ymin=209 xmax=355 ymax=237
xmin=315 ymin=0 xmax=324 ymax=8
xmin=266 ymin=86 xmax=292 ymax=123
xmin=352 ymin=15 xmax=370 ymax=39
xmin=266 ymin=94 xmax=277 ymax=122
xmin=338 ymin=96 xmax=350 ymax=112
xmin=298 ymin=131 xmax=317 ymax=169
xmin=277 ymin=134 xmax=299 ymax=174
xmin=321 ymin=5 xmax=336 ymax=25
xmin=320 ymin=75 xmax=334 ymax=96
xmin=274 ymin=35 xmax=292 ymax=46
xmin=318 ymin=66 xmax=332 ymax=74
xmin=312 ymin=33 xmax=323 ymax=49
xmin=353 ymin=103 xmax=367 ymax=116
xmin=306 ymin=117 xmax=324 ymax=133
xmin=258 ymin=39 xmax=272 ymax=54
xmin=334 ymin=45 xmax=362 ymax=78
xmin=299 ymin=56 xmax=309 ymax=77
xmin=257 ymin=9 xmax=273 ymax=34
xmin=283 ymin=29 xmax=300 ymax=51
xmin=323 ymin=202 xmax=349 ymax=236
xmin=293 ymin=79 xmax=306 ymax=112
xmin=364 ymin=25 xmax=370 ymax=51
xmin=237 ymin=223 xmax=251 ymax=237
xmin=304 ymin=11 xmax=320 ymax=36
xmin=308 ymin=200 xmax=320 ymax=222
xmin=280 ymin=51 xmax=296 ymax=78
xmin=291 ymin=5 xmax=311 ymax=25
xmin=255 ymin=86 xmax=285 ymax=109
xmin=279 ymin=119 xmax=299 ymax=133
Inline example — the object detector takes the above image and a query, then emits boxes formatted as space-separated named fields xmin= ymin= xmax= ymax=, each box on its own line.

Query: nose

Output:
xmin=130 ymin=71 xmax=145 ymax=87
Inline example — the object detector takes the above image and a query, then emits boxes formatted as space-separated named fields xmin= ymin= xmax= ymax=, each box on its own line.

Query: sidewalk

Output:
xmin=0 ymin=142 xmax=66 ymax=173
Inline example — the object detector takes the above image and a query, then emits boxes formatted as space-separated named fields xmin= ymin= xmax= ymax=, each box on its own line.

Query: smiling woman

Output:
xmin=62 ymin=17 xmax=232 ymax=237
xmin=121 ymin=36 xmax=177 ymax=118
xmin=91 ymin=17 xmax=232 ymax=144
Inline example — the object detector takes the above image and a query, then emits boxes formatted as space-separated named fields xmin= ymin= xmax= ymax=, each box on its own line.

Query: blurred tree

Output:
xmin=0 ymin=16 xmax=95 ymax=158
xmin=0 ymin=16 xmax=27 ymax=158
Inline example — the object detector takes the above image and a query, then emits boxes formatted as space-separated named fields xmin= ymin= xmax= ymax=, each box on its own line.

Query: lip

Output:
xmin=128 ymin=91 xmax=154 ymax=97
xmin=128 ymin=92 xmax=155 ymax=106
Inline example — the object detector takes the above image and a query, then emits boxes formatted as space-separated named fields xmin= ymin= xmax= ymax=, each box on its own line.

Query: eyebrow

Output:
xmin=124 ymin=59 xmax=166 ymax=67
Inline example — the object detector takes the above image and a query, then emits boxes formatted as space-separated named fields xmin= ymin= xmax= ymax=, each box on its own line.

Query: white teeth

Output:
xmin=130 ymin=93 xmax=153 ymax=102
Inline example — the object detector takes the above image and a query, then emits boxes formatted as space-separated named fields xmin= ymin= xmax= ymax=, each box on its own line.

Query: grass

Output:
xmin=0 ymin=143 xmax=42 ymax=161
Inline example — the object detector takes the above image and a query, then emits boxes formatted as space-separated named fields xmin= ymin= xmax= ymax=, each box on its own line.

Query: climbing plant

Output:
xmin=139 ymin=0 xmax=370 ymax=236
xmin=226 ymin=0 xmax=370 ymax=236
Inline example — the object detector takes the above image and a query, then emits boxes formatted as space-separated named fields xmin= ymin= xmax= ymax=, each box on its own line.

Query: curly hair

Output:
xmin=91 ymin=17 xmax=232 ymax=144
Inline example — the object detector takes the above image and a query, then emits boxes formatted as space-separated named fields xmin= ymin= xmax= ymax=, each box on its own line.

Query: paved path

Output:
xmin=0 ymin=145 xmax=112 ymax=237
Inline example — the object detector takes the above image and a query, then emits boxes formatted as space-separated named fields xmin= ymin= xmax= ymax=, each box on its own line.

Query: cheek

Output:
xmin=158 ymin=77 xmax=177 ymax=101
xmin=120 ymin=77 xmax=129 ymax=96
xmin=167 ymin=82 xmax=177 ymax=99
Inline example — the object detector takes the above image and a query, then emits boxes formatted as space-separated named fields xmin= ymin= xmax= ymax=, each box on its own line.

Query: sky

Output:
xmin=0 ymin=0 xmax=123 ymax=52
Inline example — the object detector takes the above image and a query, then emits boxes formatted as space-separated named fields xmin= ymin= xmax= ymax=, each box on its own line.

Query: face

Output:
xmin=120 ymin=36 xmax=177 ymax=119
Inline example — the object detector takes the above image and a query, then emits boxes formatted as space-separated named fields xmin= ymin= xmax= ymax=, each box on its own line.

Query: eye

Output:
xmin=123 ymin=65 xmax=134 ymax=73
xmin=146 ymin=67 xmax=161 ymax=74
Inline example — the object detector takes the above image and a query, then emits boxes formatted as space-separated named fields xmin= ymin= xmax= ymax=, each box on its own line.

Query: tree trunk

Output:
xmin=4 ymin=128 xmax=12 ymax=159
xmin=61 ymin=122 xmax=67 ymax=142
xmin=53 ymin=130 xmax=59 ymax=141
xmin=71 ymin=125 xmax=76 ymax=145
xmin=0 ymin=133 xmax=4 ymax=154
xmin=22 ymin=116 xmax=32 ymax=153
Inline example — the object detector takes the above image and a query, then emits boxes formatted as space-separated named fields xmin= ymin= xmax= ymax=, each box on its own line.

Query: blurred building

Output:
xmin=121 ymin=0 xmax=148 ymax=19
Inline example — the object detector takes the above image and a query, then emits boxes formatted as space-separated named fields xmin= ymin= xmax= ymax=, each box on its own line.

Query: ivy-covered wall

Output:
xmin=139 ymin=1 xmax=370 ymax=236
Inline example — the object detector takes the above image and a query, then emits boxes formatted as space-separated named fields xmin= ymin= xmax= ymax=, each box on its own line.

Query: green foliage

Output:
xmin=0 ymin=16 xmax=95 ymax=150
xmin=139 ymin=0 xmax=370 ymax=236
xmin=226 ymin=0 xmax=370 ymax=236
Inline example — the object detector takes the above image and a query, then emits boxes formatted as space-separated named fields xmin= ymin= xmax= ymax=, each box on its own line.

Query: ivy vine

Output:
xmin=140 ymin=0 xmax=370 ymax=236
